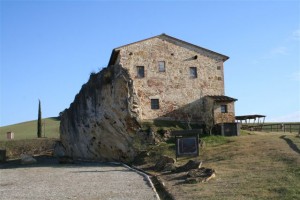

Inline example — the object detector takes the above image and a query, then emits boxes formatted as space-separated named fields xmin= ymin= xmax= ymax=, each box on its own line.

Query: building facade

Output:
xmin=108 ymin=34 xmax=237 ymax=124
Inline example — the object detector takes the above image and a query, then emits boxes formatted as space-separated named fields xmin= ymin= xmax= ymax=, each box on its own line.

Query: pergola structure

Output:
xmin=235 ymin=115 xmax=266 ymax=131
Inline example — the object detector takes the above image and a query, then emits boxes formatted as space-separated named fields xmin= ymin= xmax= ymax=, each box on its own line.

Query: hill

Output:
xmin=0 ymin=117 xmax=60 ymax=141
xmin=135 ymin=131 xmax=300 ymax=199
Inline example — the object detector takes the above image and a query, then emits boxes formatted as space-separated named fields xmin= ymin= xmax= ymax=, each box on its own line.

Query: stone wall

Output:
xmin=214 ymin=101 xmax=236 ymax=124
xmin=114 ymin=37 xmax=226 ymax=121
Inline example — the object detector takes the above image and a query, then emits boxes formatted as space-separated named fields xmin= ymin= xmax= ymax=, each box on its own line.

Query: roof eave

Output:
xmin=108 ymin=49 xmax=120 ymax=66
xmin=206 ymin=95 xmax=238 ymax=102
xmin=158 ymin=34 xmax=230 ymax=62
xmin=108 ymin=33 xmax=229 ymax=64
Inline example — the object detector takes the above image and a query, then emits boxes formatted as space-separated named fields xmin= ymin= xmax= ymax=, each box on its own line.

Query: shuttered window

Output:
xmin=137 ymin=66 xmax=145 ymax=78
xmin=189 ymin=67 xmax=197 ymax=78
xmin=158 ymin=61 xmax=165 ymax=72
xmin=151 ymin=99 xmax=159 ymax=109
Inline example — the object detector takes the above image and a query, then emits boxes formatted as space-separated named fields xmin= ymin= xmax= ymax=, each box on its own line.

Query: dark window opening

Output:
xmin=158 ymin=61 xmax=165 ymax=72
xmin=217 ymin=66 xmax=221 ymax=70
xmin=151 ymin=99 xmax=159 ymax=109
xmin=221 ymin=105 xmax=228 ymax=113
xmin=137 ymin=66 xmax=144 ymax=78
xmin=189 ymin=67 xmax=197 ymax=78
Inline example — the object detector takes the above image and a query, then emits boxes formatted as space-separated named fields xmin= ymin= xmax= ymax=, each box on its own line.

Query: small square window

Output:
xmin=137 ymin=66 xmax=144 ymax=78
xmin=151 ymin=99 xmax=159 ymax=109
xmin=221 ymin=105 xmax=228 ymax=113
xmin=189 ymin=67 xmax=197 ymax=78
xmin=217 ymin=66 xmax=221 ymax=70
xmin=158 ymin=61 xmax=165 ymax=72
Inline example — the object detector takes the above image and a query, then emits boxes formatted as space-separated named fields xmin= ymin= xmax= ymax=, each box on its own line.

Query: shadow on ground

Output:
xmin=0 ymin=155 xmax=125 ymax=170
xmin=280 ymin=135 xmax=300 ymax=154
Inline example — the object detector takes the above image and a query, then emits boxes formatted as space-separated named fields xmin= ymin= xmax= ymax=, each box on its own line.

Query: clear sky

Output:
xmin=0 ymin=0 xmax=299 ymax=126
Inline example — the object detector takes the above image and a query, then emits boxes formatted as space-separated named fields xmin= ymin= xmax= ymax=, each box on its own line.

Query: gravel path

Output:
xmin=0 ymin=159 xmax=158 ymax=200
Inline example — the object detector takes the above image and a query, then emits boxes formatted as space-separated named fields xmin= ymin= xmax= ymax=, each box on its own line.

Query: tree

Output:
xmin=37 ymin=99 xmax=42 ymax=138
xmin=202 ymin=97 xmax=215 ymax=135
xmin=185 ymin=113 xmax=193 ymax=130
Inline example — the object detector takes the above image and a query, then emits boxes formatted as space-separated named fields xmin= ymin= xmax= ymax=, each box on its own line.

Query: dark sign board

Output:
xmin=173 ymin=130 xmax=200 ymax=159
xmin=177 ymin=137 xmax=198 ymax=155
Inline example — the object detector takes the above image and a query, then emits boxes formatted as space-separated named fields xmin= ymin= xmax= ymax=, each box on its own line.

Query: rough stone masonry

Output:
xmin=59 ymin=34 xmax=236 ymax=162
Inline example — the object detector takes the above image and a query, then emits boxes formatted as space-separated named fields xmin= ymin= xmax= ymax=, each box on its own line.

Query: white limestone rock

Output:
xmin=59 ymin=65 xmax=141 ymax=163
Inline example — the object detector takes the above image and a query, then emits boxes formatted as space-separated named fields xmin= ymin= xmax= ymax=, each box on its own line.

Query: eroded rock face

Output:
xmin=59 ymin=65 xmax=141 ymax=162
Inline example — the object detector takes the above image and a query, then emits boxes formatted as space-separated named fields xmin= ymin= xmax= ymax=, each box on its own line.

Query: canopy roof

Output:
xmin=235 ymin=115 xmax=266 ymax=121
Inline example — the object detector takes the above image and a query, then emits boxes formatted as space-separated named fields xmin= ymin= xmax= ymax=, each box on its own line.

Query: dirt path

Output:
xmin=0 ymin=160 xmax=158 ymax=200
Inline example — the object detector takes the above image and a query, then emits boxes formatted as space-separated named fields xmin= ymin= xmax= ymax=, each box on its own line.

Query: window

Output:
xmin=151 ymin=99 xmax=159 ymax=109
xmin=158 ymin=61 xmax=165 ymax=72
xmin=189 ymin=67 xmax=197 ymax=78
xmin=137 ymin=66 xmax=144 ymax=78
xmin=217 ymin=66 xmax=221 ymax=70
xmin=221 ymin=105 xmax=228 ymax=113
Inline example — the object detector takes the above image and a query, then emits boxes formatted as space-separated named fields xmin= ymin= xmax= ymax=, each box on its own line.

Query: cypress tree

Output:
xmin=37 ymin=99 xmax=42 ymax=138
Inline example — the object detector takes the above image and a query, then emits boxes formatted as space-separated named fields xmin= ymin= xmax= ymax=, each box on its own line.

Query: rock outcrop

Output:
xmin=155 ymin=155 xmax=176 ymax=171
xmin=59 ymin=65 xmax=141 ymax=162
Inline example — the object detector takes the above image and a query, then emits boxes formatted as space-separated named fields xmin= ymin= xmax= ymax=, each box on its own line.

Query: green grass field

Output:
xmin=137 ymin=132 xmax=300 ymax=200
xmin=0 ymin=117 xmax=60 ymax=141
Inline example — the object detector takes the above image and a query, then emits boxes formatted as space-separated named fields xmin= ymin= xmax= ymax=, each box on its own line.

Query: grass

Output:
xmin=153 ymin=132 xmax=300 ymax=200
xmin=200 ymin=135 xmax=232 ymax=147
xmin=0 ymin=117 xmax=60 ymax=159
xmin=0 ymin=117 xmax=60 ymax=141
xmin=0 ymin=138 xmax=58 ymax=159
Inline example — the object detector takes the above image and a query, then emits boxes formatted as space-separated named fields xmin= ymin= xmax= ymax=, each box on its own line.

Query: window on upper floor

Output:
xmin=136 ymin=66 xmax=145 ymax=78
xmin=217 ymin=66 xmax=222 ymax=70
xmin=151 ymin=99 xmax=160 ymax=110
xmin=221 ymin=105 xmax=228 ymax=113
xmin=158 ymin=61 xmax=165 ymax=72
xmin=189 ymin=67 xmax=197 ymax=78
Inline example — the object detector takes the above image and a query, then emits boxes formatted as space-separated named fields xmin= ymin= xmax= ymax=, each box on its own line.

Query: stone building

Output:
xmin=59 ymin=34 xmax=238 ymax=162
xmin=108 ymin=33 xmax=237 ymax=125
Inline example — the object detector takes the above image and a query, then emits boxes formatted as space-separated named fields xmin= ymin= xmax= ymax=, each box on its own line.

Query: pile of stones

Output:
xmin=155 ymin=155 xmax=216 ymax=183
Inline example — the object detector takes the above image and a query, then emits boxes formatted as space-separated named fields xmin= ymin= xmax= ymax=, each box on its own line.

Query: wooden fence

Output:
xmin=261 ymin=123 xmax=300 ymax=133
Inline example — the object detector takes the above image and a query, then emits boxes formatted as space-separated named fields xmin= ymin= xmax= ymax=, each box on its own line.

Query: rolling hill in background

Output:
xmin=0 ymin=117 xmax=60 ymax=140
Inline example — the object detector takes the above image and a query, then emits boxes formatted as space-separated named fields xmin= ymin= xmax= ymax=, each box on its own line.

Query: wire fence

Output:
xmin=261 ymin=123 xmax=300 ymax=133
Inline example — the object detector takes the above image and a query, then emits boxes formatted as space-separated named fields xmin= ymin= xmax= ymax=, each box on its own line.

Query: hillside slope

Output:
xmin=0 ymin=117 xmax=60 ymax=140
xmin=155 ymin=132 xmax=300 ymax=200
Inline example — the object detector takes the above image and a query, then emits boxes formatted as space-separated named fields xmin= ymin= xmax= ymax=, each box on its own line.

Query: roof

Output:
xmin=235 ymin=115 xmax=266 ymax=120
xmin=108 ymin=33 xmax=229 ymax=66
xmin=207 ymin=95 xmax=238 ymax=102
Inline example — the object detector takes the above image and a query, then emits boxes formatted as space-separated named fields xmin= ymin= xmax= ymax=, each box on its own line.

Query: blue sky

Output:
xmin=0 ymin=0 xmax=299 ymax=126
